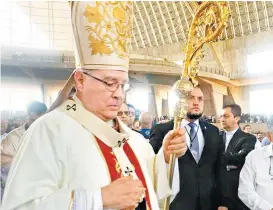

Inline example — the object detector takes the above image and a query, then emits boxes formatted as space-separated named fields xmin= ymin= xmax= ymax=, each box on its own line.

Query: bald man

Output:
xmin=139 ymin=112 xmax=153 ymax=139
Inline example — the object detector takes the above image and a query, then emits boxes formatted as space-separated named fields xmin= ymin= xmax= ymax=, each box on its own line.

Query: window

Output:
xmin=0 ymin=1 xmax=72 ymax=50
xmin=0 ymin=86 xmax=43 ymax=111
xmin=126 ymin=89 xmax=148 ymax=112
xmin=247 ymin=50 xmax=273 ymax=74
xmin=249 ymin=88 xmax=273 ymax=114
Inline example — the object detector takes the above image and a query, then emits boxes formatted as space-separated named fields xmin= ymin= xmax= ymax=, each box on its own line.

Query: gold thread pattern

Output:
xmin=83 ymin=2 xmax=132 ymax=58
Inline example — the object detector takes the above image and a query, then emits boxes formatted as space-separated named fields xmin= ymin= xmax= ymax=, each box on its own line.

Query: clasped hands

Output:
xmin=101 ymin=128 xmax=187 ymax=209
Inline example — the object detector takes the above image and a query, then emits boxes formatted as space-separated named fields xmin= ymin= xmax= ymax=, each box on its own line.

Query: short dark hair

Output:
xmin=243 ymin=124 xmax=251 ymax=130
xmin=27 ymin=101 xmax=48 ymax=115
xmin=127 ymin=103 xmax=135 ymax=111
xmin=223 ymin=104 xmax=242 ymax=118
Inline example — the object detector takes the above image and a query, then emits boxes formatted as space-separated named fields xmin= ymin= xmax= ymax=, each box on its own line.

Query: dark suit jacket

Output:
xmin=149 ymin=120 xmax=222 ymax=210
xmin=218 ymin=128 xmax=256 ymax=210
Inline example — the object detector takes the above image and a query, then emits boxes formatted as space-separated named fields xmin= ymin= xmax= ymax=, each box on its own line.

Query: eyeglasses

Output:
xmin=117 ymin=111 xmax=135 ymax=117
xmin=117 ymin=111 xmax=130 ymax=116
xmin=129 ymin=112 xmax=135 ymax=117
xmin=83 ymin=72 xmax=132 ymax=92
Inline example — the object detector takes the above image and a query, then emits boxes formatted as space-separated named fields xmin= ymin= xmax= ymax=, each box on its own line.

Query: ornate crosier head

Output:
xmin=183 ymin=1 xmax=230 ymax=86
xmin=173 ymin=2 xmax=230 ymax=119
xmin=71 ymin=1 xmax=133 ymax=72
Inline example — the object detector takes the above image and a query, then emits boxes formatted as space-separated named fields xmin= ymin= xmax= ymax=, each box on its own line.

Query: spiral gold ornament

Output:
xmin=164 ymin=2 xmax=230 ymax=210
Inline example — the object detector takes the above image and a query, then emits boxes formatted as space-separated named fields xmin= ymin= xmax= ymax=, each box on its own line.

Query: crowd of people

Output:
xmin=200 ymin=113 xmax=273 ymax=124
xmin=1 ymin=89 xmax=273 ymax=210
xmin=1 ymin=2 xmax=272 ymax=210
xmin=1 ymin=94 xmax=273 ymax=210
xmin=240 ymin=113 xmax=272 ymax=124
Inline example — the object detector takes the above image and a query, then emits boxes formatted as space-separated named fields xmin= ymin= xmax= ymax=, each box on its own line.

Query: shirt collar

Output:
xmin=182 ymin=119 xmax=199 ymax=127
xmin=263 ymin=143 xmax=273 ymax=158
xmin=225 ymin=127 xmax=239 ymax=135
xmin=73 ymin=95 xmax=119 ymax=130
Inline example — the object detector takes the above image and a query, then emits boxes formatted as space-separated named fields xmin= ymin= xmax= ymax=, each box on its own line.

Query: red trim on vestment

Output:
xmin=95 ymin=119 xmax=152 ymax=209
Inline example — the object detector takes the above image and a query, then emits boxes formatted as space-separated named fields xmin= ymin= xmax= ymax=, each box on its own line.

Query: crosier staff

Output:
xmin=164 ymin=2 xmax=230 ymax=210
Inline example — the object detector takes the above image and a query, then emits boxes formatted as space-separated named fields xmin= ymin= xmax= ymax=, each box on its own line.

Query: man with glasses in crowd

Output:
xmin=2 ymin=2 xmax=187 ymax=210
xmin=117 ymin=102 xmax=130 ymax=126
xmin=127 ymin=104 xmax=136 ymax=128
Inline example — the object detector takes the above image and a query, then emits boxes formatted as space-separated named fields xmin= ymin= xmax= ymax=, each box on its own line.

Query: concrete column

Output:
xmin=229 ymin=86 xmax=244 ymax=108
xmin=149 ymin=86 xmax=158 ymax=120
xmin=153 ymin=84 xmax=172 ymax=117
xmin=212 ymin=92 xmax=224 ymax=117
xmin=40 ymin=84 xmax=45 ymax=103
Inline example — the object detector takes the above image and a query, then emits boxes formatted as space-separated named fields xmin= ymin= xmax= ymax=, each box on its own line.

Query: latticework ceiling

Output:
xmin=131 ymin=1 xmax=273 ymax=50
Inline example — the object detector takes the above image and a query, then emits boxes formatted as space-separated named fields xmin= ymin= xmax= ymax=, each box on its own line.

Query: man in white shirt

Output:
xmin=238 ymin=130 xmax=273 ymax=210
xmin=254 ymin=132 xmax=264 ymax=149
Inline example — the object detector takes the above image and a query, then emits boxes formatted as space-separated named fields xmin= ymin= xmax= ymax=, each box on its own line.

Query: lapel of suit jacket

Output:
xmin=226 ymin=128 xmax=242 ymax=152
xmin=197 ymin=120 xmax=208 ymax=165
xmin=220 ymin=130 xmax=226 ymax=152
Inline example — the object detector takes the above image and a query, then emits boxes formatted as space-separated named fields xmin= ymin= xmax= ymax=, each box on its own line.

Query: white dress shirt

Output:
xmin=225 ymin=127 xmax=239 ymax=151
xmin=255 ymin=140 xmax=262 ymax=149
xmin=238 ymin=143 xmax=273 ymax=210
xmin=182 ymin=119 xmax=205 ymax=158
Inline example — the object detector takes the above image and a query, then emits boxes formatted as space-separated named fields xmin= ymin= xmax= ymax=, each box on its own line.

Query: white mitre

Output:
xmin=48 ymin=1 xmax=133 ymax=111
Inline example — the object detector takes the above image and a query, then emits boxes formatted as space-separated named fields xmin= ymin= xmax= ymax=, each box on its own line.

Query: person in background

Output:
xmin=150 ymin=86 xmax=222 ymax=210
xmin=1 ymin=120 xmax=8 ymax=141
xmin=158 ymin=116 xmax=170 ymax=124
xmin=138 ymin=112 xmax=153 ymax=140
xmin=255 ymin=131 xmax=264 ymax=149
xmin=218 ymin=104 xmax=256 ymax=210
xmin=262 ymin=132 xmax=272 ymax=147
xmin=133 ymin=120 xmax=140 ymax=131
xmin=238 ymin=128 xmax=273 ymax=210
xmin=5 ymin=123 xmax=19 ymax=134
xmin=117 ymin=102 xmax=130 ymax=126
xmin=243 ymin=124 xmax=252 ymax=134
xmin=127 ymin=103 xmax=136 ymax=128
xmin=1 ymin=101 xmax=47 ymax=200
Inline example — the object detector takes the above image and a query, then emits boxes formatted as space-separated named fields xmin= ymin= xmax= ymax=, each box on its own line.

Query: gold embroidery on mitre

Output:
xmin=83 ymin=2 xmax=132 ymax=58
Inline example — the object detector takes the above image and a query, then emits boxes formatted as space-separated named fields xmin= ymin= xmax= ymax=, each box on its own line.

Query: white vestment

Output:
xmin=1 ymin=124 xmax=27 ymax=201
xmin=2 ymin=99 xmax=179 ymax=210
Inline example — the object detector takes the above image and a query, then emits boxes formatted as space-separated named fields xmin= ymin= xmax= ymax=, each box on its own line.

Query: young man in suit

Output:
xmin=150 ymin=87 xmax=222 ymax=210
xmin=218 ymin=104 xmax=256 ymax=210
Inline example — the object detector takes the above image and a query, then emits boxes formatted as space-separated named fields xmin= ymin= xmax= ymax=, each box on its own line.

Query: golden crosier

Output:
xmin=183 ymin=1 xmax=230 ymax=87
xmin=164 ymin=2 xmax=230 ymax=210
